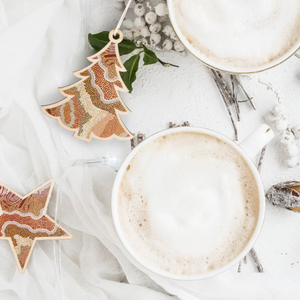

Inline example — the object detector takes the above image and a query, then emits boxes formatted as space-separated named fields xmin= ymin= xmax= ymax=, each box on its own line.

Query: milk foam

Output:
xmin=118 ymin=132 xmax=260 ymax=276
xmin=171 ymin=0 xmax=300 ymax=70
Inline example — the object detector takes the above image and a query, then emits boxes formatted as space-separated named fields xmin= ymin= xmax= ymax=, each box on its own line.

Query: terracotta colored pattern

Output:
xmin=0 ymin=180 xmax=71 ymax=273
xmin=42 ymin=42 xmax=133 ymax=142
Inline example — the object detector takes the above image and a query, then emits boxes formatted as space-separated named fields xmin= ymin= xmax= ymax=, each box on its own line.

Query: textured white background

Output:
xmin=0 ymin=0 xmax=299 ymax=299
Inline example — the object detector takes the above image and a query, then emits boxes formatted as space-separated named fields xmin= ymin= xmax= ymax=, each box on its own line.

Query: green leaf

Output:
xmin=88 ymin=31 xmax=109 ymax=51
xmin=121 ymin=54 xmax=141 ymax=93
xmin=88 ymin=31 xmax=137 ymax=55
xmin=143 ymin=45 xmax=158 ymax=65
xmin=119 ymin=39 xmax=137 ymax=56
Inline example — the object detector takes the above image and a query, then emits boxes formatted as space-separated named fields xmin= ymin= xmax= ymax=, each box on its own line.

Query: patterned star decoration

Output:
xmin=0 ymin=179 xmax=72 ymax=274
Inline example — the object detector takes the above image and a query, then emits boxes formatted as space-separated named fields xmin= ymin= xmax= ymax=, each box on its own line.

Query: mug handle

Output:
xmin=238 ymin=124 xmax=275 ymax=160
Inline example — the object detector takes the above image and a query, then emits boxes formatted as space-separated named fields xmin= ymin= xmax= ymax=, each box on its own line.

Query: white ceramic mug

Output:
xmin=167 ymin=0 xmax=300 ymax=74
xmin=111 ymin=124 xmax=274 ymax=280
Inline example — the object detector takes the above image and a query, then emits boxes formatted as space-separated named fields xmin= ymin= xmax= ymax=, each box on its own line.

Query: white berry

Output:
xmin=149 ymin=22 xmax=162 ymax=33
xmin=131 ymin=27 xmax=141 ymax=39
xmin=123 ymin=29 xmax=133 ymax=40
xmin=114 ymin=0 xmax=125 ymax=10
xmin=162 ymin=38 xmax=173 ymax=51
xmin=292 ymin=124 xmax=300 ymax=138
xmin=281 ymin=130 xmax=295 ymax=144
xmin=134 ymin=17 xmax=146 ymax=28
xmin=140 ymin=37 xmax=149 ymax=45
xmin=150 ymin=33 xmax=161 ymax=45
xmin=140 ymin=26 xmax=150 ymax=37
xmin=286 ymin=156 xmax=299 ymax=168
xmin=284 ymin=143 xmax=299 ymax=157
xmin=274 ymin=119 xmax=288 ymax=132
xmin=162 ymin=25 xmax=173 ymax=36
xmin=134 ymin=3 xmax=146 ymax=16
xmin=272 ymin=104 xmax=286 ymax=117
xmin=155 ymin=3 xmax=168 ymax=17
xmin=174 ymin=40 xmax=185 ymax=52
xmin=123 ymin=19 xmax=134 ymax=30
xmin=145 ymin=11 xmax=157 ymax=25
xmin=264 ymin=111 xmax=282 ymax=123
xmin=170 ymin=31 xmax=179 ymax=41
xmin=158 ymin=15 xmax=168 ymax=23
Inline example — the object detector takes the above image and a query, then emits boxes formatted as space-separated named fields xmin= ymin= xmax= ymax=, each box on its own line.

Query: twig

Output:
xmin=257 ymin=146 xmax=267 ymax=173
xmin=131 ymin=133 xmax=146 ymax=149
xmin=169 ymin=121 xmax=190 ymax=128
xmin=158 ymin=58 xmax=179 ymax=68
xmin=231 ymin=75 xmax=241 ymax=121
xmin=250 ymin=248 xmax=264 ymax=273
xmin=237 ymin=260 xmax=242 ymax=273
xmin=210 ymin=69 xmax=238 ymax=141
xmin=233 ymin=76 xmax=256 ymax=110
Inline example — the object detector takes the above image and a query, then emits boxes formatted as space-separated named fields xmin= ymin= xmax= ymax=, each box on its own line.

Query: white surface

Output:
xmin=0 ymin=0 xmax=299 ymax=299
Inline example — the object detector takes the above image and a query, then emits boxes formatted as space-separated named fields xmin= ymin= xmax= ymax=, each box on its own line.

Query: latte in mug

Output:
xmin=117 ymin=132 xmax=260 ymax=276
xmin=169 ymin=0 xmax=300 ymax=71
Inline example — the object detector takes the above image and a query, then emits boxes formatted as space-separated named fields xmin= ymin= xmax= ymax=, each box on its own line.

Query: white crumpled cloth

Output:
xmin=0 ymin=1 xmax=299 ymax=299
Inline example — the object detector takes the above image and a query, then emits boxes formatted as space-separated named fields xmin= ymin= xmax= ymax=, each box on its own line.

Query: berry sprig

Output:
xmin=261 ymin=81 xmax=300 ymax=168
xmin=114 ymin=0 xmax=186 ymax=55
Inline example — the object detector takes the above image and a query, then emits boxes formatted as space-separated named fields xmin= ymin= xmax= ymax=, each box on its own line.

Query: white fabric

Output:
xmin=0 ymin=1 xmax=299 ymax=299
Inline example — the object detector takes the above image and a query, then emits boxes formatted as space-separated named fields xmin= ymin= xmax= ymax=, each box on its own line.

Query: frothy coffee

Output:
xmin=170 ymin=0 xmax=300 ymax=70
xmin=117 ymin=132 xmax=260 ymax=276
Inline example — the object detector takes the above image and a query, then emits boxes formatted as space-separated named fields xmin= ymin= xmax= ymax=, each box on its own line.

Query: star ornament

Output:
xmin=0 ymin=179 xmax=72 ymax=274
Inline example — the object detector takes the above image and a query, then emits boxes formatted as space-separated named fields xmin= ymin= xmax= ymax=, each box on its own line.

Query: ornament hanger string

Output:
xmin=114 ymin=0 xmax=133 ymax=36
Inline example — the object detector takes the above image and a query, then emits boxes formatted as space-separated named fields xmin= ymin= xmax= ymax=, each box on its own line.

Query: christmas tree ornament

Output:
xmin=42 ymin=1 xmax=135 ymax=142
xmin=0 ymin=179 xmax=72 ymax=274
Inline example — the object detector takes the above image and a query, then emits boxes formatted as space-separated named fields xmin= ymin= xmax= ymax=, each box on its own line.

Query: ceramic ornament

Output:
xmin=42 ymin=30 xmax=133 ymax=142
xmin=0 ymin=179 xmax=72 ymax=274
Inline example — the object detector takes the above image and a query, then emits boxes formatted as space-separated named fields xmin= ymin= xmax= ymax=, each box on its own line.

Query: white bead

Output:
xmin=123 ymin=19 xmax=134 ymax=30
xmin=134 ymin=17 xmax=146 ymax=28
xmin=292 ymin=124 xmax=300 ymax=138
xmin=114 ymin=0 xmax=125 ymax=10
xmin=140 ymin=26 xmax=150 ymax=37
xmin=274 ymin=119 xmax=288 ymax=132
xmin=170 ymin=31 xmax=179 ymax=41
xmin=281 ymin=130 xmax=295 ymax=144
xmin=134 ymin=3 xmax=145 ymax=16
xmin=162 ymin=25 xmax=173 ymax=36
xmin=162 ymin=38 xmax=173 ymax=51
xmin=284 ymin=143 xmax=299 ymax=157
xmin=149 ymin=22 xmax=162 ymax=33
xmin=155 ymin=3 xmax=168 ymax=17
xmin=131 ymin=27 xmax=141 ymax=39
xmin=158 ymin=15 xmax=168 ymax=23
xmin=272 ymin=104 xmax=286 ymax=117
xmin=150 ymin=33 xmax=161 ymax=45
xmin=145 ymin=11 xmax=157 ymax=25
xmin=123 ymin=29 xmax=133 ymax=40
xmin=286 ymin=156 xmax=299 ymax=168
xmin=125 ymin=0 xmax=136 ymax=8
xmin=264 ymin=111 xmax=282 ymax=123
xmin=174 ymin=40 xmax=185 ymax=52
